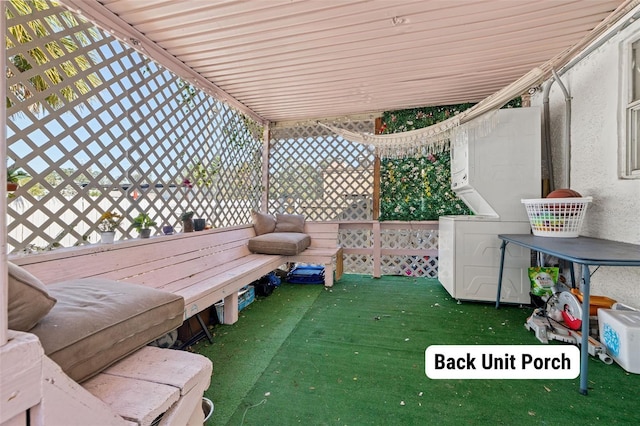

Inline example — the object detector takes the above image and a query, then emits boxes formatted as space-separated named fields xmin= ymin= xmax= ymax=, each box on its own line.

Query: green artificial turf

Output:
xmin=193 ymin=275 xmax=640 ymax=425
xmin=192 ymin=281 xmax=324 ymax=425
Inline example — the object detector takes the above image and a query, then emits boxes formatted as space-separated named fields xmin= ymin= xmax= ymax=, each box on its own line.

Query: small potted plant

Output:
xmin=97 ymin=211 xmax=122 ymax=243
xmin=181 ymin=211 xmax=195 ymax=233
xmin=7 ymin=164 xmax=30 ymax=192
xmin=131 ymin=212 xmax=157 ymax=238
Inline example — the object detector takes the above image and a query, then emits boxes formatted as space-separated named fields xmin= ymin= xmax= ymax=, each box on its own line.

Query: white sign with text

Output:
xmin=425 ymin=345 xmax=580 ymax=379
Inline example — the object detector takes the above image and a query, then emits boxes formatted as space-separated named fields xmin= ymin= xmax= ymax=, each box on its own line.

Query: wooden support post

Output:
xmin=373 ymin=221 xmax=382 ymax=278
xmin=261 ymin=123 xmax=270 ymax=211
xmin=0 ymin=332 xmax=43 ymax=424
xmin=373 ymin=155 xmax=381 ymax=220
xmin=223 ymin=291 xmax=239 ymax=325
xmin=1 ymin=8 xmax=8 ymax=347
xmin=335 ymin=247 xmax=344 ymax=281
xmin=373 ymin=117 xmax=383 ymax=220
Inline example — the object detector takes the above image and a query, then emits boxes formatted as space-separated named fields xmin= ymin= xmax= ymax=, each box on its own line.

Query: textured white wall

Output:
xmin=531 ymin=17 xmax=640 ymax=308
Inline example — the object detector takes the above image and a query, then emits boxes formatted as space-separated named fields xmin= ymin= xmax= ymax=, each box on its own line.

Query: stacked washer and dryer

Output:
xmin=438 ymin=108 xmax=541 ymax=304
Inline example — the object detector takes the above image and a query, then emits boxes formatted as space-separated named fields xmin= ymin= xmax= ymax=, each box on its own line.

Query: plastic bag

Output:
xmin=528 ymin=267 xmax=559 ymax=297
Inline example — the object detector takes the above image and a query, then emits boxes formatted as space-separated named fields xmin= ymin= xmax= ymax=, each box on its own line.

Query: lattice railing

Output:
xmin=5 ymin=0 xmax=262 ymax=253
xmin=339 ymin=221 xmax=440 ymax=277
xmin=269 ymin=120 xmax=375 ymax=221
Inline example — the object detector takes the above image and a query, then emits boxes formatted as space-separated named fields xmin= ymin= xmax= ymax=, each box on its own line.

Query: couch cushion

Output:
xmin=29 ymin=278 xmax=184 ymax=383
xmin=252 ymin=210 xmax=276 ymax=235
xmin=274 ymin=213 xmax=305 ymax=233
xmin=7 ymin=262 xmax=57 ymax=332
xmin=248 ymin=232 xmax=311 ymax=255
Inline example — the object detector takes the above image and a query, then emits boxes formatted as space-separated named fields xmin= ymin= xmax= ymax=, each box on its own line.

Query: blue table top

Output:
xmin=498 ymin=234 xmax=640 ymax=266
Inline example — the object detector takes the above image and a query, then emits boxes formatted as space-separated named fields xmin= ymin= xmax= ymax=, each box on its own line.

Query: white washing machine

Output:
xmin=438 ymin=216 xmax=532 ymax=304
xmin=438 ymin=107 xmax=541 ymax=304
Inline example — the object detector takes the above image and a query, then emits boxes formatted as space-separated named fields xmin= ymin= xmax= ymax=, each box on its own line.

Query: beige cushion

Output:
xmin=248 ymin=232 xmax=311 ymax=255
xmin=8 ymin=262 xmax=57 ymax=331
xmin=30 ymin=278 xmax=184 ymax=383
xmin=252 ymin=211 xmax=276 ymax=235
xmin=274 ymin=213 xmax=305 ymax=233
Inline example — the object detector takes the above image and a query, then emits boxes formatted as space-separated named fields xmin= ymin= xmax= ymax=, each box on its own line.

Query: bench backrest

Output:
xmin=303 ymin=221 xmax=339 ymax=249
xmin=9 ymin=225 xmax=255 ymax=285
xmin=9 ymin=221 xmax=340 ymax=286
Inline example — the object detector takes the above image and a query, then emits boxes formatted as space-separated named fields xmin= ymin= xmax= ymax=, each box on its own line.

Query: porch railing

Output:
xmin=338 ymin=220 xmax=439 ymax=278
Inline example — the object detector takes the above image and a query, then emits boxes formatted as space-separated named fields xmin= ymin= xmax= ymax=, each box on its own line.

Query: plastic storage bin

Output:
xmin=521 ymin=197 xmax=592 ymax=237
xmin=238 ymin=285 xmax=255 ymax=310
xmin=287 ymin=265 xmax=325 ymax=284
xmin=598 ymin=308 xmax=640 ymax=374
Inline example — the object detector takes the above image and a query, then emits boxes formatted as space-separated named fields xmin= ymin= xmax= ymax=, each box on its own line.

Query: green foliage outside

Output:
xmin=379 ymin=99 xmax=521 ymax=221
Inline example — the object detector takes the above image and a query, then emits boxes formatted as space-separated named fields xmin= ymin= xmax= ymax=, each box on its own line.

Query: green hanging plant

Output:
xmin=187 ymin=159 xmax=221 ymax=187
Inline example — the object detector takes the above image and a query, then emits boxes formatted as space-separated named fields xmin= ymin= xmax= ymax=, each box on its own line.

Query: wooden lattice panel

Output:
xmin=340 ymin=225 xmax=440 ymax=277
xmin=381 ymin=255 xmax=438 ymax=277
xmin=344 ymin=254 xmax=374 ymax=275
xmin=5 ymin=1 xmax=262 ymax=253
xmin=382 ymin=227 xmax=439 ymax=277
xmin=269 ymin=121 xmax=375 ymax=221
xmin=338 ymin=227 xmax=370 ymax=275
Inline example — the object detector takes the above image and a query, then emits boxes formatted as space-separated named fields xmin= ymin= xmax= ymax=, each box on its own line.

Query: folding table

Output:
xmin=496 ymin=234 xmax=640 ymax=395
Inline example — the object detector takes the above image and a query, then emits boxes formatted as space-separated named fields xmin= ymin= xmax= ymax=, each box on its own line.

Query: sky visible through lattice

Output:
xmin=6 ymin=0 xmax=262 ymax=251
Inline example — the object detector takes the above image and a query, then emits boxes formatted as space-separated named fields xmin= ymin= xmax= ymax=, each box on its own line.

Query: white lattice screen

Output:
xmin=380 ymin=228 xmax=439 ymax=277
xmin=338 ymin=226 xmax=439 ymax=277
xmin=5 ymin=0 xmax=262 ymax=253
xmin=269 ymin=123 xmax=440 ymax=277
xmin=269 ymin=121 xmax=375 ymax=221
xmin=5 ymin=0 xmax=441 ymax=278
xmin=340 ymin=228 xmax=374 ymax=274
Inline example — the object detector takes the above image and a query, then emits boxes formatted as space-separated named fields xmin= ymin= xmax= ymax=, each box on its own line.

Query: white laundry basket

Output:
xmin=521 ymin=197 xmax=592 ymax=237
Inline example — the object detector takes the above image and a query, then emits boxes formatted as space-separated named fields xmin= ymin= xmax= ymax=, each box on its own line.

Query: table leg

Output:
xmin=495 ymin=240 xmax=508 ymax=309
xmin=579 ymin=264 xmax=590 ymax=395
xmin=196 ymin=313 xmax=214 ymax=343
xmin=569 ymin=262 xmax=576 ymax=288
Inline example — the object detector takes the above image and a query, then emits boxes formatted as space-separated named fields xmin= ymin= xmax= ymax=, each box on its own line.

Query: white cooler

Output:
xmin=598 ymin=309 xmax=640 ymax=374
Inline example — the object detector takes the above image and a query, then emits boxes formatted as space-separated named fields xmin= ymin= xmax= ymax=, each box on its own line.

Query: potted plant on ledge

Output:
xmin=97 ymin=211 xmax=122 ymax=243
xmin=181 ymin=211 xmax=194 ymax=233
xmin=132 ymin=212 xmax=157 ymax=238
xmin=7 ymin=164 xmax=30 ymax=192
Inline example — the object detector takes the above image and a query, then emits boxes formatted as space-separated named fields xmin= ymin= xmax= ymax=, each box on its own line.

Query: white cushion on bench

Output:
xmin=30 ymin=278 xmax=184 ymax=383
xmin=251 ymin=210 xmax=276 ymax=235
xmin=248 ymin=232 xmax=311 ymax=255
xmin=7 ymin=262 xmax=57 ymax=331
xmin=274 ymin=213 xmax=305 ymax=233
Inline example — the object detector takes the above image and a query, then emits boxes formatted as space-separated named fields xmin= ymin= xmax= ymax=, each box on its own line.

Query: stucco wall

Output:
xmin=530 ymin=16 xmax=640 ymax=308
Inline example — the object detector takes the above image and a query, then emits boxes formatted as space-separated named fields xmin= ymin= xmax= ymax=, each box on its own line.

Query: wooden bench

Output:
xmin=11 ymin=221 xmax=342 ymax=326
xmin=29 ymin=342 xmax=212 ymax=426
xmin=7 ymin=221 xmax=341 ymax=425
